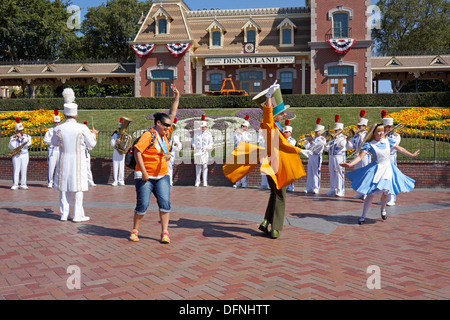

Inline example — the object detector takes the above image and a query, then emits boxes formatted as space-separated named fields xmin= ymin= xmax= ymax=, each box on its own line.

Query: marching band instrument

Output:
xmin=385 ymin=123 xmax=404 ymax=137
xmin=114 ymin=117 xmax=133 ymax=155
xmin=9 ymin=139 xmax=28 ymax=157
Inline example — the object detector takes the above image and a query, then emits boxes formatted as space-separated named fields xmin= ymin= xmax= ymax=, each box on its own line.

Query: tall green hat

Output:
xmin=252 ymin=86 xmax=290 ymax=116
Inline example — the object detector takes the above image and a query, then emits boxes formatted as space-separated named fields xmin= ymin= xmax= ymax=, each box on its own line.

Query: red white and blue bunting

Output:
xmin=327 ymin=38 xmax=356 ymax=54
xmin=131 ymin=44 xmax=155 ymax=58
xmin=165 ymin=43 xmax=191 ymax=57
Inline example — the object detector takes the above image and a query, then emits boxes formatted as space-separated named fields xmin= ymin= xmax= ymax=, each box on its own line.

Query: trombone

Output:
xmin=385 ymin=124 xmax=405 ymax=137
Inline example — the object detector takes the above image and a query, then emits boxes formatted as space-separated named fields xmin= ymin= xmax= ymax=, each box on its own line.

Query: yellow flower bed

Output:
xmin=1 ymin=109 xmax=64 ymax=150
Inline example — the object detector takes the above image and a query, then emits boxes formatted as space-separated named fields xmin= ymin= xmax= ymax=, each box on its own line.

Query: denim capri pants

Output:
xmin=134 ymin=175 xmax=171 ymax=215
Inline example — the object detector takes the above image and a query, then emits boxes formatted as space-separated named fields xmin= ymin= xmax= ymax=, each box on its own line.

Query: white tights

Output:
xmin=361 ymin=190 xmax=389 ymax=219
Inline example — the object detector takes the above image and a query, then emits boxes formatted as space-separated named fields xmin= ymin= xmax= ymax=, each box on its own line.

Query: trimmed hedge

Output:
xmin=1 ymin=92 xmax=449 ymax=111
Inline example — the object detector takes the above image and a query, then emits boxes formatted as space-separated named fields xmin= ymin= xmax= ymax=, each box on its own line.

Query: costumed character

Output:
xmin=8 ymin=117 xmax=32 ymax=189
xmin=43 ymin=110 xmax=61 ymax=188
xmin=232 ymin=115 xmax=253 ymax=188
xmin=324 ymin=115 xmax=346 ymax=197
xmin=168 ymin=118 xmax=182 ymax=186
xmin=346 ymin=110 xmax=370 ymax=199
xmin=51 ymin=88 xmax=98 ymax=222
xmin=381 ymin=110 xmax=401 ymax=206
xmin=110 ymin=118 xmax=126 ymax=186
xmin=341 ymin=123 xmax=419 ymax=224
xmin=303 ymin=117 xmax=326 ymax=194
xmin=223 ymin=81 xmax=306 ymax=238
xmin=192 ymin=114 xmax=213 ymax=187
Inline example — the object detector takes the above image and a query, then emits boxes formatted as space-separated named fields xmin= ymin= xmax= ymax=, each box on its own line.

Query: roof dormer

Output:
xmin=206 ymin=20 xmax=226 ymax=49
xmin=277 ymin=18 xmax=297 ymax=47
xmin=241 ymin=18 xmax=261 ymax=47
xmin=152 ymin=7 xmax=172 ymax=35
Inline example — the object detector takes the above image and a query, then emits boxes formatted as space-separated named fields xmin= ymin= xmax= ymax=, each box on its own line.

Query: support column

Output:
xmin=195 ymin=59 xmax=203 ymax=94
xmin=301 ymin=58 xmax=306 ymax=94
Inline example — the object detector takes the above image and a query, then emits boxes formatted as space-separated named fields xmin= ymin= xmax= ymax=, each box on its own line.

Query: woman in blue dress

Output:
xmin=340 ymin=124 xmax=420 ymax=224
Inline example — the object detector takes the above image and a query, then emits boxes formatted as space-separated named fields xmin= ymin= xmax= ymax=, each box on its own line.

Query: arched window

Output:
xmin=333 ymin=13 xmax=349 ymax=38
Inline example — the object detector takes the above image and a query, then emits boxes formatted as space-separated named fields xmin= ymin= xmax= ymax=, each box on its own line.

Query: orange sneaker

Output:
xmin=130 ymin=229 xmax=139 ymax=242
xmin=160 ymin=231 xmax=170 ymax=244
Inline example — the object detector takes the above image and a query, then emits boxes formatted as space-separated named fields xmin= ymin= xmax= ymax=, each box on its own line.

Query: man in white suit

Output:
xmin=52 ymin=88 xmax=98 ymax=222
xmin=9 ymin=118 xmax=32 ymax=190
xmin=110 ymin=118 xmax=126 ymax=186
xmin=192 ymin=115 xmax=213 ymax=187
xmin=43 ymin=110 xmax=61 ymax=188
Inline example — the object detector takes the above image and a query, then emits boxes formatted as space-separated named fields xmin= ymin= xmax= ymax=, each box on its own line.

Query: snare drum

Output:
xmin=194 ymin=151 xmax=208 ymax=165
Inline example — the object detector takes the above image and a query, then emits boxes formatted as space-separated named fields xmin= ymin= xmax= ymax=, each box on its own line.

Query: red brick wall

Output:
xmin=1 ymin=157 xmax=448 ymax=188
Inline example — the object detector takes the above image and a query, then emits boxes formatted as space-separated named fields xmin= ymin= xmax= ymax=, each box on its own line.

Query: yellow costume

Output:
xmin=223 ymin=103 xmax=305 ymax=189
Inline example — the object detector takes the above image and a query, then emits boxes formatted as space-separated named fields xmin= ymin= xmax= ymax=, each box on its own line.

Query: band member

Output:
xmin=284 ymin=120 xmax=296 ymax=192
xmin=168 ymin=118 xmax=182 ymax=186
xmin=130 ymin=84 xmax=180 ymax=244
xmin=232 ymin=115 xmax=252 ymax=188
xmin=341 ymin=123 xmax=419 ymax=224
xmin=346 ymin=110 xmax=370 ymax=199
xmin=192 ymin=115 xmax=213 ymax=187
xmin=52 ymin=88 xmax=98 ymax=222
xmin=44 ymin=110 xmax=61 ymax=188
xmin=83 ymin=121 xmax=96 ymax=187
xmin=256 ymin=129 xmax=269 ymax=189
xmin=381 ymin=110 xmax=401 ymax=206
xmin=9 ymin=117 xmax=32 ymax=190
xmin=324 ymin=115 xmax=346 ymax=197
xmin=110 ymin=118 xmax=126 ymax=186
xmin=303 ymin=118 xmax=326 ymax=194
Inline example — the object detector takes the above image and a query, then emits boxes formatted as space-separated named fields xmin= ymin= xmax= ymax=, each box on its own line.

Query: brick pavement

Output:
xmin=0 ymin=181 xmax=449 ymax=301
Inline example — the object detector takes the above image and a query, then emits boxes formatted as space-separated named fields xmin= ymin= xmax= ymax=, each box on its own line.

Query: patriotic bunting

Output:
xmin=131 ymin=44 xmax=155 ymax=57
xmin=165 ymin=43 xmax=191 ymax=57
xmin=327 ymin=38 xmax=356 ymax=54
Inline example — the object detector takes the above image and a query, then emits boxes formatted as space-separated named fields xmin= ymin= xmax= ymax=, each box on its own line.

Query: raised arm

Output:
xmin=168 ymin=83 xmax=180 ymax=123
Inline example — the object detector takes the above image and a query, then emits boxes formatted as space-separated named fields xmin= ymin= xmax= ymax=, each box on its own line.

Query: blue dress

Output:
xmin=346 ymin=138 xmax=415 ymax=196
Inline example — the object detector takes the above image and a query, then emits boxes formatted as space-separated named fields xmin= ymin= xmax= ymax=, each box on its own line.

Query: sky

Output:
xmin=66 ymin=0 xmax=391 ymax=92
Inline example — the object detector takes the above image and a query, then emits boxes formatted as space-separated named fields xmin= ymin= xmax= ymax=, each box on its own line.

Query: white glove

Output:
xmin=265 ymin=80 xmax=280 ymax=98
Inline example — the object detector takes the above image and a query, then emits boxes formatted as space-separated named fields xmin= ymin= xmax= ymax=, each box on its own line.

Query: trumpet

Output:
xmin=385 ymin=124 xmax=404 ymax=136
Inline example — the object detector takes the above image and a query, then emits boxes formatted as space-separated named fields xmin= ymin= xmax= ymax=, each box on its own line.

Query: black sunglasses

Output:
xmin=160 ymin=121 xmax=171 ymax=128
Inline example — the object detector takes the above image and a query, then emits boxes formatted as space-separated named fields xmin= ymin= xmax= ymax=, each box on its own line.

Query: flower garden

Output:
xmin=0 ymin=107 xmax=448 ymax=160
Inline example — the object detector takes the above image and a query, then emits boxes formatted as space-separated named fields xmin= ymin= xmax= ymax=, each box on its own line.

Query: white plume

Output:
xmin=62 ymin=88 xmax=76 ymax=104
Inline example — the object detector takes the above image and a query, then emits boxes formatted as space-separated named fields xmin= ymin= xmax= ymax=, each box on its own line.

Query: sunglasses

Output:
xmin=160 ymin=121 xmax=171 ymax=128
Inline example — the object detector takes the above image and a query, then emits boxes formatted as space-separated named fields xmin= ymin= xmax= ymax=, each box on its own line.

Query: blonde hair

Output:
xmin=354 ymin=123 xmax=384 ymax=155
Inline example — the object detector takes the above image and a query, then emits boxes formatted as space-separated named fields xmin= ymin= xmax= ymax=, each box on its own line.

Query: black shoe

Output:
xmin=258 ymin=219 xmax=269 ymax=234
xmin=381 ymin=210 xmax=387 ymax=220
xmin=358 ymin=218 xmax=365 ymax=225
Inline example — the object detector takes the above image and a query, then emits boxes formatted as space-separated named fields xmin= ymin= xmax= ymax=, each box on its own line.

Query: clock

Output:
xmin=244 ymin=42 xmax=255 ymax=53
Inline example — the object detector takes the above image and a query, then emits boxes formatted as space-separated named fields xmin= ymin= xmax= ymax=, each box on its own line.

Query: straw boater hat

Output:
xmin=242 ymin=115 xmax=250 ymax=127
xmin=381 ymin=109 xmax=393 ymax=126
xmin=357 ymin=110 xmax=368 ymax=126
xmin=315 ymin=117 xmax=325 ymax=132
xmin=334 ymin=114 xmax=344 ymax=130
xmin=63 ymin=88 xmax=77 ymax=116
xmin=53 ymin=110 xmax=61 ymax=123
xmin=284 ymin=119 xmax=292 ymax=133
xmin=252 ymin=85 xmax=290 ymax=117
xmin=14 ymin=117 xmax=24 ymax=131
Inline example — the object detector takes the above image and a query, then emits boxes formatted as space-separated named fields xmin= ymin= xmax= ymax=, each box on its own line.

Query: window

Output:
xmin=280 ymin=72 xmax=293 ymax=94
xmin=158 ymin=19 xmax=167 ymax=34
xmin=282 ymin=29 xmax=292 ymax=45
xmin=333 ymin=13 xmax=349 ymax=38
xmin=247 ymin=30 xmax=256 ymax=44
xmin=151 ymin=70 xmax=173 ymax=97
xmin=328 ymin=66 xmax=353 ymax=94
xmin=212 ymin=31 xmax=221 ymax=47
xmin=239 ymin=71 xmax=263 ymax=95
xmin=210 ymin=73 xmax=223 ymax=91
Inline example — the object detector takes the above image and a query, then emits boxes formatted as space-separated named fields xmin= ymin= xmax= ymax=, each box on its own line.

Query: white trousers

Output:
xmin=86 ymin=153 xmax=95 ymax=185
xmin=168 ymin=156 xmax=175 ymax=185
xmin=12 ymin=153 xmax=29 ymax=187
xmin=305 ymin=154 xmax=322 ymax=192
xmin=47 ymin=149 xmax=59 ymax=185
xmin=60 ymin=191 xmax=86 ymax=220
xmin=195 ymin=164 xmax=208 ymax=186
xmin=112 ymin=150 xmax=125 ymax=183
xmin=328 ymin=154 xmax=345 ymax=195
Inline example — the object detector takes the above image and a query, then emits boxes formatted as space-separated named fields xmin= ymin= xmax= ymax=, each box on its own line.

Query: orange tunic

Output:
xmin=223 ymin=104 xmax=305 ymax=189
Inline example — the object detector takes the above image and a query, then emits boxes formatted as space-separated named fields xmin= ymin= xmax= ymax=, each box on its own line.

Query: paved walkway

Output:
xmin=0 ymin=181 xmax=449 ymax=301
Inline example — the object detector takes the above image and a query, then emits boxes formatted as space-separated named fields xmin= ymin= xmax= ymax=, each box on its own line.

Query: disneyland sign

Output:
xmin=204 ymin=56 xmax=296 ymax=66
